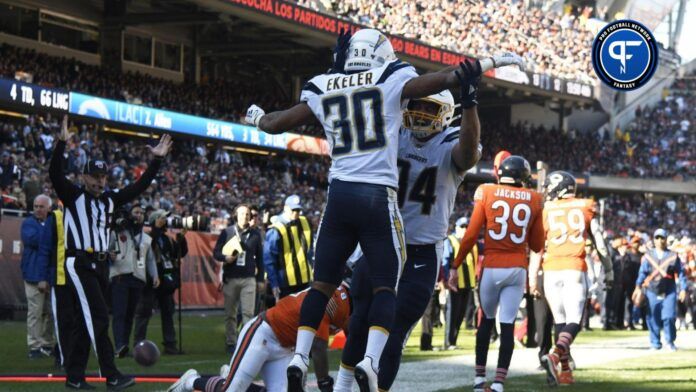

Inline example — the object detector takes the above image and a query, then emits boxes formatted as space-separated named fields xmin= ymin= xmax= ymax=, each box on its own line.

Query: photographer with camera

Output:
xmin=108 ymin=205 xmax=160 ymax=358
xmin=134 ymin=209 xmax=188 ymax=355
xmin=213 ymin=203 xmax=264 ymax=354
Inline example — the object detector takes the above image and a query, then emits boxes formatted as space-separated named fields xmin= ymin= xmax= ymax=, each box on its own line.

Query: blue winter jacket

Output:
xmin=20 ymin=215 xmax=50 ymax=282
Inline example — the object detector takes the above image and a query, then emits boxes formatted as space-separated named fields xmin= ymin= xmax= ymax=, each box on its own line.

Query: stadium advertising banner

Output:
xmin=226 ymin=0 xmax=593 ymax=98
xmin=0 ymin=78 xmax=70 ymax=113
xmin=68 ymin=92 xmax=329 ymax=155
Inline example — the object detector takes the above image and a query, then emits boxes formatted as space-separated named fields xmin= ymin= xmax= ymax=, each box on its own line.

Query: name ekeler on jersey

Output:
xmin=591 ymin=19 xmax=658 ymax=91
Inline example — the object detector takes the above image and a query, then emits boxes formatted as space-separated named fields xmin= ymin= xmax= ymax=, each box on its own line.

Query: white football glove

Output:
xmin=492 ymin=52 xmax=526 ymax=72
xmin=245 ymin=104 xmax=265 ymax=127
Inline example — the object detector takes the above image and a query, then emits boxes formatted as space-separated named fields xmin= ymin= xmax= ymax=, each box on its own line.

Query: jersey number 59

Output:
xmin=322 ymin=88 xmax=386 ymax=156
xmin=488 ymin=200 xmax=531 ymax=244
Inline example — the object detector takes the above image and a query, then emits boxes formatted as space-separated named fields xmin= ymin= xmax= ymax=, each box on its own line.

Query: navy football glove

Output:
xmin=455 ymin=59 xmax=482 ymax=109
xmin=330 ymin=29 xmax=352 ymax=74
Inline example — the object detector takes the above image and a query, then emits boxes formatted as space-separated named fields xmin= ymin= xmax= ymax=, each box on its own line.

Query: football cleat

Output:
xmin=354 ymin=357 xmax=379 ymax=392
xmin=486 ymin=382 xmax=504 ymax=392
xmin=473 ymin=376 xmax=487 ymax=392
xmin=558 ymin=370 xmax=574 ymax=385
xmin=541 ymin=353 xmax=561 ymax=387
xmin=219 ymin=364 xmax=230 ymax=379
xmin=287 ymin=354 xmax=308 ymax=392
xmin=167 ymin=369 xmax=199 ymax=392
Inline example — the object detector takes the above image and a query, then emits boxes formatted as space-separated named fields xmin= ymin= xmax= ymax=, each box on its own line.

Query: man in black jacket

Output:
xmin=213 ymin=203 xmax=264 ymax=354
xmin=134 ymin=209 xmax=188 ymax=354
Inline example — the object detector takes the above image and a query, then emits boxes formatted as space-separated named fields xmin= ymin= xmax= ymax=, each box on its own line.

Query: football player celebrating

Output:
xmin=448 ymin=155 xmax=545 ymax=392
xmin=528 ymin=171 xmax=613 ymax=386
xmin=335 ymin=57 xmax=490 ymax=392
xmin=245 ymin=28 xmax=524 ymax=392
xmin=167 ymin=283 xmax=350 ymax=392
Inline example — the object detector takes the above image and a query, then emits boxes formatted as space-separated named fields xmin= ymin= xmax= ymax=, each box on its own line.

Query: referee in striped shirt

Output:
xmin=50 ymin=116 xmax=172 ymax=390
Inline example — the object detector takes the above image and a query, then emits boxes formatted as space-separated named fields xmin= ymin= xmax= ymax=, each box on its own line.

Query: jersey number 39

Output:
xmin=488 ymin=200 xmax=531 ymax=244
xmin=322 ymin=88 xmax=385 ymax=155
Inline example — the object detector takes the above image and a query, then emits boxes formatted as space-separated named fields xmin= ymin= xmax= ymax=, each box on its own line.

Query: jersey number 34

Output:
xmin=322 ymin=88 xmax=385 ymax=155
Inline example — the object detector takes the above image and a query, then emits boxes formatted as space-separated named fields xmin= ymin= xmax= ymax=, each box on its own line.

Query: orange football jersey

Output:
xmin=266 ymin=285 xmax=351 ymax=348
xmin=454 ymin=183 xmax=544 ymax=269
xmin=542 ymin=198 xmax=596 ymax=271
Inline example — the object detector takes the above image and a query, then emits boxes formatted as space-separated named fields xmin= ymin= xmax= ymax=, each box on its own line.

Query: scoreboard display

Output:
xmin=0 ymin=78 xmax=69 ymax=113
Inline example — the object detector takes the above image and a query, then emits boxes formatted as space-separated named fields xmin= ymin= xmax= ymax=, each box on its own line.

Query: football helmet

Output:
xmin=545 ymin=171 xmax=576 ymax=201
xmin=344 ymin=29 xmax=396 ymax=73
xmin=497 ymin=155 xmax=531 ymax=187
xmin=403 ymin=90 xmax=455 ymax=139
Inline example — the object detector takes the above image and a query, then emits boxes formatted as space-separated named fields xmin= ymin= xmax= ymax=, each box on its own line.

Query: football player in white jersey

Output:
xmin=245 ymin=28 xmax=524 ymax=392
xmin=335 ymin=74 xmax=483 ymax=391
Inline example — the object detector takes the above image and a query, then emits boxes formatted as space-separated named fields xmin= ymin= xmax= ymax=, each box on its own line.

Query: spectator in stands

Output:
xmin=263 ymin=195 xmax=313 ymax=302
xmin=134 ymin=209 xmax=187 ymax=355
xmin=21 ymin=194 xmax=55 ymax=359
xmin=108 ymin=204 xmax=159 ymax=358
xmin=22 ymin=169 xmax=42 ymax=213
xmin=213 ymin=203 xmax=264 ymax=354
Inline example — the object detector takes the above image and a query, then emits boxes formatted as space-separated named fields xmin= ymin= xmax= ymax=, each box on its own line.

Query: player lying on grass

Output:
xmin=167 ymin=282 xmax=351 ymax=392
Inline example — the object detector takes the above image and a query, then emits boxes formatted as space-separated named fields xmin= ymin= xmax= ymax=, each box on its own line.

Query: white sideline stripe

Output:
xmin=51 ymin=287 xmax=63 ymax=366
xmin=302 ymin=330 xmax=696 ymax=392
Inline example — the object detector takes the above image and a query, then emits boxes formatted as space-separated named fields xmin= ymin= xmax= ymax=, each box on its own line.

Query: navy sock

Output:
xmin=367 ymin=290 xmax=396 ymax=331
xmin=298 ymin=288 xmax=331 ymax=330
xmin=476 ymin=317 xmax=496 ymax=371
xmin=497 ymin=322 xmax=515 ymax=370
xmin=193 ymin=376 xmax=224 ymax=392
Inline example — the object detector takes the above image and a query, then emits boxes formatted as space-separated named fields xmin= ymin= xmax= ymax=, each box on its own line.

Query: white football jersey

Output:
xmin=398 ymin=127 xmax=475 ymax=244
xmin=300 ymin=60 xmax=418 ymax=188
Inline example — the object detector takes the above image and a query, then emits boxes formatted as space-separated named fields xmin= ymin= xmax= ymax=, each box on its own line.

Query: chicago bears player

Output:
xmin=167 ymin=284 xmax=350 ymax=392
xmin=448 ymin=156 xmax=545 ymax=392
xmin=528 ymin=171 xmax=613 ymax=386
xmin=334 ymin=59 xmax=491 ymax=391
xmin=245 ymin=28 xmax=524 ymax=392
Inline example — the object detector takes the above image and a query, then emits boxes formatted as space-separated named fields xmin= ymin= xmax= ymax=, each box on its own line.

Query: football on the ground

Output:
xmin=133 ymin=340 xmax=160 ymax=367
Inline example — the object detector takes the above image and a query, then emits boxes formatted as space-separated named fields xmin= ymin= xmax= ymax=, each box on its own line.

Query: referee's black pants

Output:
xmin=65 ymin=256 xmax=120 ymax=382
xmin=534 ymin=295 xmax=554 ymax=366
xmin=52 ymin=284 xmax=76 ymax=368
xmin=445 ymin=288 xmax=470 ymax=347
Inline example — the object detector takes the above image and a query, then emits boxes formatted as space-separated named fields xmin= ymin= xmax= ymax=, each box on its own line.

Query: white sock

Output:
xmin=364 ymin=327 xmax=389 ymax=371
xmin=334 ymin=363 xmax=355 ymax=392
xmin=294 ymin=327 xmax=316 ymax=360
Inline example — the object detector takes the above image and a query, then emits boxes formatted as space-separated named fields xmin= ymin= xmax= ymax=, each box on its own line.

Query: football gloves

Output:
xmin=318 ymin=376 xmax=334 ymax=392
xmin=330 ymin=29 xmax=352 ymax=74
xmin=455 ymin=59 xmax=482 ymax=109
xmin=245 ymin=104 xmax=265 ymax=127
xmin=492 ymin=52 xmax=526 ymax=71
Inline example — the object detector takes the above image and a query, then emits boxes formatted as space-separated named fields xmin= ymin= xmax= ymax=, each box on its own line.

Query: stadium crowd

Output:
xmin=3 ymin=43 xmax=693 ymax=180
xmin=2 ymin=112 xmax=693 ymax=240
xmin=297 ymin=0 xmax=602 ymax=83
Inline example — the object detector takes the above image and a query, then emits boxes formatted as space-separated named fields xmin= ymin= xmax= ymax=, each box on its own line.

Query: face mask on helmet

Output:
xmin=345 ymin=29 xmax=396 ymax=73
xmin=403 ymin=91 xmax=455 ymax=139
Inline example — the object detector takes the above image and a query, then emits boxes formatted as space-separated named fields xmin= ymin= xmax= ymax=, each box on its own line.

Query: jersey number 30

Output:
xmin=322 ymin=88 xmax=385 ymax=155
xmin=488 ymin=200 xmax=531 ymax=244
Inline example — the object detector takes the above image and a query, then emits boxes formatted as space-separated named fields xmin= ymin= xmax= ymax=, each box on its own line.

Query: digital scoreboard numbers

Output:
xmin=0 ymin=78 xmax=69 ymax=113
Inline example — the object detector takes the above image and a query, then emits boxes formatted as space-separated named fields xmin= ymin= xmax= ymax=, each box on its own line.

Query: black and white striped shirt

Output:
xmin=49 ymin=140 xmax=162 ymax=252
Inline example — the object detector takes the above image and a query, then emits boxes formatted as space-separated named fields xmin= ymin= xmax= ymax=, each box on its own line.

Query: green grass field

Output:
xmin=1 ymin=312 xmax=694 ymax=391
